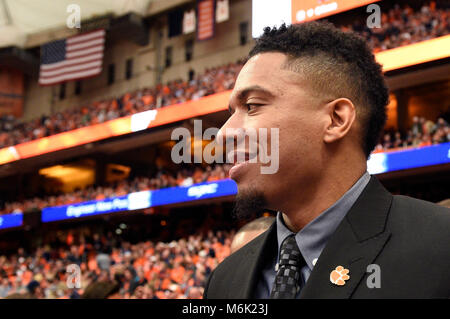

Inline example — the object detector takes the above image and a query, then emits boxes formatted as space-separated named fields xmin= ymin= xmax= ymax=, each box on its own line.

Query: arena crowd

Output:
xmin=0 ymin=164 xmax=232 ymax=216
xmin=0 ymin=62 xmax=243 ymax=148
xmin=0 ymin=229 xmax=233 ymax=299
xmin=1 ymin=114 xmax=449 ymax=216
xmin=0 ymin=1 xmax=448 ymax=149
xmin=374 ymin=116 xmax=449 ymax=152
xmin=343 ymin=1 xmax=449 ymax=52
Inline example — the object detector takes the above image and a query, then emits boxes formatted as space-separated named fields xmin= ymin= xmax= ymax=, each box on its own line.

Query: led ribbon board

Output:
xmin=0 ymin=91 xmax=231 ymax=165
xmin=367 ymin=142 xmax=450 ymax=175
xmin=0 ymin=213 xmax=23 ymax=230
xmin=252 ymin=0 xmax=380 ymax=38
xmin=41 ymin=179 xmax=238 ymax=222
xmin=41 ymin=143 xmax=450 ymax=222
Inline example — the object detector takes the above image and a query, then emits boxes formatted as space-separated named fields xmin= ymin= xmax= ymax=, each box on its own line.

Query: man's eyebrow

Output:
xmin=228 ymin=85 xmax=276 ymax=113
xmin=235 ymin=85 xmax=275 ymax=102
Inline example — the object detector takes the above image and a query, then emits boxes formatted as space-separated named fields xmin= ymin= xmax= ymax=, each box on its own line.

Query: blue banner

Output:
xmin=0 ymin=213 xmax=23 ymax=230
xmin=367 ymin=142 xmax=450 ymax=174
xmin=40 ymin=143 xmax=450 ymax=223
xmin=41 ymin=179 xmax=238 ymax=222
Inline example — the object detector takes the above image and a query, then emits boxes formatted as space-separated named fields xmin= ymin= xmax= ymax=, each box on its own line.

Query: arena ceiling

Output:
xmin=0 ymin=0 xmax=153 ymax=48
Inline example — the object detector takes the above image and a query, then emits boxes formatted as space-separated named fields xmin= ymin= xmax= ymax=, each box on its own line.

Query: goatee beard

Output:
xmin=232 ymin=186 xmax=267 ymax=219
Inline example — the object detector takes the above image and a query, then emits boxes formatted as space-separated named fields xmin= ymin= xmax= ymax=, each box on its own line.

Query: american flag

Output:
xmin=39 ymin=29 xmax=105 ymax=86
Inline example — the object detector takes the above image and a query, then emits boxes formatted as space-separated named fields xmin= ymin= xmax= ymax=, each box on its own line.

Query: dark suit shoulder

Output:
xmin=388 ymin=194 xmax=450 ymax=251
xmin=390 ymin=195 xmax=450 ymax=225
xmin=357 ymin=195 xmax=450 ymax=297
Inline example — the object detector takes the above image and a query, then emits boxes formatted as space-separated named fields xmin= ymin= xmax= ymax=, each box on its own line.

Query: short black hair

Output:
xmin=249 ymin=22 xmax=389 ymax=158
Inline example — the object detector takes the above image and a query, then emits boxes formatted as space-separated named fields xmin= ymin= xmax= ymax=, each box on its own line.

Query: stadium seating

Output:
xmin=0 ymin=2 xmax=448 ymax=149
xmin=1 ymin=115 xmax=449 ymax=216
xmin=0 ymin=229 xmax=233 ymax=299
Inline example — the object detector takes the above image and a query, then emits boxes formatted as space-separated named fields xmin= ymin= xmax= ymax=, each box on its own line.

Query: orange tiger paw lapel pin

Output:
xmin=330 ymin=266 xmax=350 ymax=286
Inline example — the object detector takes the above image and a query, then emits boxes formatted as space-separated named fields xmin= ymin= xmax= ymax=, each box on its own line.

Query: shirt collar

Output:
xmin=276 ymin=171 xmax=371 ymax=270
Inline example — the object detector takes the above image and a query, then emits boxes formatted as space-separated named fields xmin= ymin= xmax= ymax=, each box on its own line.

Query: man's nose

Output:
xmin=217 ymin=114 xmax=239 ymax=142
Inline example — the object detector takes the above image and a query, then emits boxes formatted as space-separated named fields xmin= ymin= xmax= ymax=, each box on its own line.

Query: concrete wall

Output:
xmin=160 ymin=0 xmax=253 ymax=83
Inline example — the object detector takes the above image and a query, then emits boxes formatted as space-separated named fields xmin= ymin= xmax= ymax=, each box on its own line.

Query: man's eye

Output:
xmin=245 ymin=103 xmax=261 ymax=112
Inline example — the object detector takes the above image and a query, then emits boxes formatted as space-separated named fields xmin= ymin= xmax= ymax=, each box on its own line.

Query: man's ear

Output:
xmin=323 ymin=98 xmax=356 ymax=143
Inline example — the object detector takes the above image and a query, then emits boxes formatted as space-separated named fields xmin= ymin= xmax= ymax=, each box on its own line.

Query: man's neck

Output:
xmin=280 ymin=166 xmax=367 ymax=233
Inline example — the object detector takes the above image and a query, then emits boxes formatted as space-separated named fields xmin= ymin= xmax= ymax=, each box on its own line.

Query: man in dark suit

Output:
xmin=203 ymin=22 xmax=450 ymax=299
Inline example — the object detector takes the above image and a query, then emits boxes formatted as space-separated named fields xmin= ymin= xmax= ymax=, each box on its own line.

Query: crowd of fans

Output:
xmin=0 ymin=164 xmax=232 ymax=216
xmin=0 ymin=1 xmax=448 ymax=149
xmin=374 ymin=116 xmax=449 ymax=152
xmin=1 ymin=116 xmax=449 ymax=215
xmin=0 ymin=229 xmax=233 ymax=299
xmin=0 ymin=1 xmax=448 ymax=300
xmin=0 ymin=61 xmax=243 ymax=149
xmin=342 ymin=1 xmax=450 ymax=52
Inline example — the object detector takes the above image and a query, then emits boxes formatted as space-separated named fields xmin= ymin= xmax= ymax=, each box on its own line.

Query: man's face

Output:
xmin=220 ymin=52 xmax=329 ymax=213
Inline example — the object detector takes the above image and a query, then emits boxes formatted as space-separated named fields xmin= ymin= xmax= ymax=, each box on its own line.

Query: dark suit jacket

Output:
xmin=204 ymin=176 xmax=450 ymax=298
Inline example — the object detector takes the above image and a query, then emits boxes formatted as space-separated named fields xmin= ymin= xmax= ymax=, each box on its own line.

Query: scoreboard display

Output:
xmin=252 ymin=0 xmax=380 ymax=37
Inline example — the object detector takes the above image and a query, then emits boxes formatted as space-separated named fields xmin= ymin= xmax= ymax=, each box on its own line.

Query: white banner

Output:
xmin=183 ymin=9 xmax=196 ymax=34
xmin=216 ymin=0 xmax=229 ymax=23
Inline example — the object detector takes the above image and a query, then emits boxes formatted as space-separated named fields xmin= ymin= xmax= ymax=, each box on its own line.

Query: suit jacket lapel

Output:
xmin=232 ymin=221 xmax=278 ymax=298
xmin=300 ymin=176 xmax=393 ymax=298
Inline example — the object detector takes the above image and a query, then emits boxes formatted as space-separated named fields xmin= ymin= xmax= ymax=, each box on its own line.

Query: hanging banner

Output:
xmin=183 ymin=9 xmax=196 ymax=34
xmin=0 ymin=67 xmax=24 ymax=117
xmin=197 ymin=0 xmax=215 ymax=40
xmin=216 ymin=0 xmax=229 ymax=23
